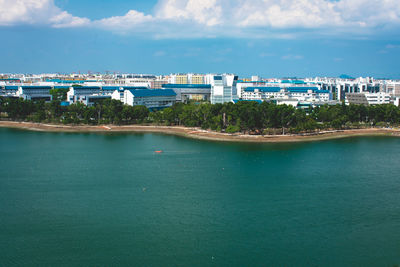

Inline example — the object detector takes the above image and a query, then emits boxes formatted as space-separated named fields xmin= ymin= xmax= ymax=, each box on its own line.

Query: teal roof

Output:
xmin=4 ymin=86 xmax=19 ymax=90
xmin=233 ymin=99 xmax=263 ymax=104
xmin=130 ymin=89 xmax=176 ymax=97
xmin=102 ymin=86 xmax=120 ymax=90
xmin=22 ymin=86 xmax=52 ymax=89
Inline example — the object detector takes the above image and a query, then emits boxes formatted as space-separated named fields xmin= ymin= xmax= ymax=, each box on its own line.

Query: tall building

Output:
xmin=169 ymin=73 xmax=204 ymax=84
xmin=209 ymin=74 xmax=238 ymax=104
xmin=188 ymin=74 xmax=204 ymax=84
xmin=175 ymin=74 xmax=188 ymax=84
xmin=386 ymin=82 xmax=400 ymax=96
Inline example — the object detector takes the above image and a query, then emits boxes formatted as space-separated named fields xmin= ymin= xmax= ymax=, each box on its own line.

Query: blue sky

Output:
xmin=1 ymin=0 xmax=400 ymax=78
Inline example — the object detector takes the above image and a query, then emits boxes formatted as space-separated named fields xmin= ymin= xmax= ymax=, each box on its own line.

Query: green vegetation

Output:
xmin=152 ymin=101 xmax=400 ymax=134
xmin=49 ymin=88 xmax=69 ymax=101
xmin=1 ymin=96 xmax=400 ymax=134
xmin=0 ymin=97 xmax=149 ymax=125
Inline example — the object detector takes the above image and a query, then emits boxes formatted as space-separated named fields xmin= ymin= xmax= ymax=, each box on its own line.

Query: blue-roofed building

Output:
xmin=242 ymin=87 xmax=285 ymax=100
xmin=123 ymin=89 xmax=176 ymax=109
xmin=241 ymin=86 xmax=332 ymax=104
xmin=0 ymin=86 xmax=19 ymax=98
xmin=162 ymin=84 xmax=211 ymax=102
xmin=19 ymin=86 xmax=52 ymax=101
xmin=209 ymin=74 xmax=239 ymax=104
xmin=66 ymin=85 xmax=129 ymax=106
xmin=122 ymin=86 xmax=149 ymax=90
xmin=67 ymin=86 xmax=102 ymax=105
xmin=0 ymin=78 xmax=21 ymax=83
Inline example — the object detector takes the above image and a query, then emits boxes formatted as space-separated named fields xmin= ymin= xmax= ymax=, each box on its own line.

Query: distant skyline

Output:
xmin=1 ymin=0 xmax=400 ymax=78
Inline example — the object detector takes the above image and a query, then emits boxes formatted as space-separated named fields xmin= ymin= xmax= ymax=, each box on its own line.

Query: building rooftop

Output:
xmin=4 ymin=86 xmax=19 ymax=90
xmin=163 ymin=84 xmax=211 ymax=89
xmin=244 ymin=87 xmax=282 ymax=92
xmin=130 ymin=89 xmax=176 ymax=97
xmin=21 ymin=86 xmax=52 ymax=89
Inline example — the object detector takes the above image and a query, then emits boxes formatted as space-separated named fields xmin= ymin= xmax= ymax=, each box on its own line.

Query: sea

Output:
xmin=0 ymin=127 xmax=400 ymax=267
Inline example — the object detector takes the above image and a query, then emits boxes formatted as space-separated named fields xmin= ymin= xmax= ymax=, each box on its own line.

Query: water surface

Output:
xmin=0 ymin=128 xmax=400 ymax=266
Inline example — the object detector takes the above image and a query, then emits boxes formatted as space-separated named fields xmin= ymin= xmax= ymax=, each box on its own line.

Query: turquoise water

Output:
xmin=0 ymin=128 xmax=400 ymax=267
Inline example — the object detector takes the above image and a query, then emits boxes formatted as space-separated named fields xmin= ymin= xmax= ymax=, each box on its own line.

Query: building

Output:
xmin=162 ymin=84 xmax=211 ymax=102
xmin=209 ymin=74 xmax=239 ymax=104
xmin=151 ymin=79 xmax=168 ymax=89
xmin=394 ymin=97 xmax=400 ymax=107
xmin=345 ymin=92 xmax=391 ymax=105
xmin=386 ymin=82 xmax=400 ymax=96
xmin=365 ymin=92 xmax=391 ymax=105
xmin=174 ymin=74 xmax=189 ymax=84
xmin=0 ymin=86 xmax=19 ymax=98
xmin=344 ymin=93 xmax=369 ymax=105
xmin=18 ymin=86 xmax=52 ymax=101
xmin=241 ymin=87 xmax=332 ymax=103
xmin=121 ymin=89 xmax=176 ymax=109
xmin=67 ymin=86 xmax=103 ymax=105
xmin=188 ymin=74 xmax=204 ymax=84
xmin=67 ymin=85 xmax=152 ymax=106
xmin=169 ymin=74 xmax=205 ymax=85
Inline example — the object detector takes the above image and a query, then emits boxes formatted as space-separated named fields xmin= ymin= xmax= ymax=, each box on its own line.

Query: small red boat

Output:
xmin=155 ymin=150 xmax=163 ymax=153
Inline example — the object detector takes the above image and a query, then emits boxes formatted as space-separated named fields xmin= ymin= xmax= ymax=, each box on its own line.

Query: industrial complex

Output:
xmin=1 ymin=73 xmax=400 ymax=109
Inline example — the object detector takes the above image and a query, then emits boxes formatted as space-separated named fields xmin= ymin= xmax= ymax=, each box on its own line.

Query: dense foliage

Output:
xmin=1 ymin=96 xmax=400 ymax=134
xmin=0 ymin=97 xmax=149 ymax=125
xmin=153 ymin=101 xmax=400 ymax=134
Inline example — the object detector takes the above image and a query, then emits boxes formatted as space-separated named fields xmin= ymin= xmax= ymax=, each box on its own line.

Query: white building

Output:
xmin=345 ymin=92 xmax=391 ymax=105
xmin=365 ymin=92 xmax=391 ymax=105
xmin=117 ymin=89 xmax=177 ymax=109
xmin=393 ymin=97 xmax=400 ymax=107
xmin=209 ymin=74 xmax=239 ymax=104
xmin=0 ymin=85 xmax=19 ymax=98
xmin=386 ymin=82 xmax=400 ymax=96
xmin=18 ymin=86 xmax=53 ymax=101
xmin=242 ymin=87 xmax=332 ymax=103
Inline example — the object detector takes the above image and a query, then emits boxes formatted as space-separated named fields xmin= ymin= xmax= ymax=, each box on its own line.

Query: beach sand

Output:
xmin=1 ymin=121 xmax=399 ymax=143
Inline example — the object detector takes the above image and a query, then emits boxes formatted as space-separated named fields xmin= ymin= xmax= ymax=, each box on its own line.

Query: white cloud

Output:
xmin=1 ymin=0 xmax=400 ymax=38
xmin=95 ymin=10 xmax=154 ymax=31
xmin=50 ymin=11 xmax=90 ymax=28
xmin=0 ymin=0 xmax=90 ymax=27
xmin=155 ymin=0 xmax=223 ymax=26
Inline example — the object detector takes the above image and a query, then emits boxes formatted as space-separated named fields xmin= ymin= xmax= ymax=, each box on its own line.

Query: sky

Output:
xmin=0 ymin=0 xmax=400 ymax=78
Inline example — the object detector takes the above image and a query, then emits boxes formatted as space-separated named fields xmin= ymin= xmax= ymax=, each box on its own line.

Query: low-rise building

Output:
xmin=365 ymin=92 xmax=391 ymax=105
xmin=18 ymin=86 xmax=52 ymax=101
xmin=162 ymin=84 xmax=211 ymax=102
xmin=242 ymin=87 xmax=331 ymax=103
xmin=0 ymin=86 xmax=19 ymax=98
xmin=67 ymin=85 xmax=150 ymax=106
xmin=345 ymin=92 xmax=391 ymax=105
xmin=121 ymin=89 xmax=176 ymax=109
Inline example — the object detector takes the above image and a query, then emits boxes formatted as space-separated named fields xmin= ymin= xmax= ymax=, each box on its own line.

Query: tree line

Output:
xmin=154 ymin=101 xmax=400 ymax=134
xmin=0 ymin=97 xmax=149 ymax=125
xmin=1 ymin=95 xmax=400 ymax=134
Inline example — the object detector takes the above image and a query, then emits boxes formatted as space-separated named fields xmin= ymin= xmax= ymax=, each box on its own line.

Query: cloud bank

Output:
xmin=0 ymin=0 xmax=89 ymax=27
xmin=1 ymin=0 xmax=400 ymax=38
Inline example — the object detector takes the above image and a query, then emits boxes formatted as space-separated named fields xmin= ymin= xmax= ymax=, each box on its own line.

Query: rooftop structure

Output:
xmin=120 ymin=89 xmax=177 ymax=109
xmin=162 ymin=84 xmax=211 ymax=102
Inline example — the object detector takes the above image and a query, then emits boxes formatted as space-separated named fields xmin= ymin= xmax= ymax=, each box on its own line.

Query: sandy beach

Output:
xmin=1 ymin=120 xmax=400 ymax=143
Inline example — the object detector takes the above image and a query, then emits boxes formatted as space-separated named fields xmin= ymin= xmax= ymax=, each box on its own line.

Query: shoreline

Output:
xmin=1 ymin=121 xmax=400 ymax=143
